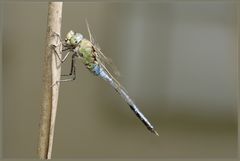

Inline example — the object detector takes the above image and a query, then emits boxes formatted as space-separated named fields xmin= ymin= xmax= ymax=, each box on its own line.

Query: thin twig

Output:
xmin=38 ymin=2 xmax=62 ymax=159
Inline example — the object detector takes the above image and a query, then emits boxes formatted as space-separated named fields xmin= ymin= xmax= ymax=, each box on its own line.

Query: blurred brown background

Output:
xmin=2 ymin=1 xmax=238 ymax=158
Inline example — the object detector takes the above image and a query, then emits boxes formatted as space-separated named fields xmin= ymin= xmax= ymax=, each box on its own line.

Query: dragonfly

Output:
xmin=53 ymin=21 xmax=158 ymax=136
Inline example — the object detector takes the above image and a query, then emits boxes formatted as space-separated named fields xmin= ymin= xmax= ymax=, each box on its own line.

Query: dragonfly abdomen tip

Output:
xmin=152 ymin=129 xmax=159 ymax=136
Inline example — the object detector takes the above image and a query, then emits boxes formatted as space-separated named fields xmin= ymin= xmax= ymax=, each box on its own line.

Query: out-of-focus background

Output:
xmin=1 ymin=1 xmax=237 ymax=158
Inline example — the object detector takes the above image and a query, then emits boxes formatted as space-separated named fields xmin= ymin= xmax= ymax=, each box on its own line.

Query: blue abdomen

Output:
xmin=92 ymin=64 xmax=112 ymax=83
xmin=92 ymin=64 xmax=102 ymax=76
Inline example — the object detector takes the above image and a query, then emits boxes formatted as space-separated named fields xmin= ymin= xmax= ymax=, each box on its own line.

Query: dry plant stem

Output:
xmin=38 ymin=2 xmax=62 ymax=159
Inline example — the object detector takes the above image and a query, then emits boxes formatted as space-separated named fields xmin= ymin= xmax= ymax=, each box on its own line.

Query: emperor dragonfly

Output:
xmin=54 ymin=22 xmax=158 ymax=136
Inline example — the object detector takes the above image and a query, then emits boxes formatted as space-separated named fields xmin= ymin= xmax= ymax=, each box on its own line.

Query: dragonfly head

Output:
xmin=65 ymin=30 xmax=83 ymax=46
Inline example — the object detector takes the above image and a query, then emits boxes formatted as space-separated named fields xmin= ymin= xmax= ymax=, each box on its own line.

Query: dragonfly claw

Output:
xmin=51 ymin=81 xmax=60 ymax=88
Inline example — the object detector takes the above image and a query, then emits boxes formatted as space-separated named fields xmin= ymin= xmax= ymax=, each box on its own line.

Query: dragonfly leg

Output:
xmin=51 ymin=31 xmax=62 ymax=50
xmin=50 ymin=31 xmax=73 ymax=63
xmin=51 ymin=31 xmax=62 ymax=44
xmin=61 ymin=51 xmax=72 ymax=63
xmin=51 ymin=54 xmax=77 ymax=87
xmin=51 ymin=43 xmax=72 ymax=64
xmin=61 ymin=54 xmax=77 ymax=77
xmin=51 ymin=31 xmax=69 ymax=50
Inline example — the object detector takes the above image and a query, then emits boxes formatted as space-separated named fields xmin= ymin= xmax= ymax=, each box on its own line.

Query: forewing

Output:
xmin=86 ymin=19 xmax=120 ymax=77
xmin=96 ymin=55 xmax=128 ymax=93
xmin=94 ymin=46 xmax=120 ymax=77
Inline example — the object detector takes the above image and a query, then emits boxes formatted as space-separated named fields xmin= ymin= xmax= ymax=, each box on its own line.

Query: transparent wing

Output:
xmin=96 ymin=55 xmax=128 ymax=94
xmin=85 ymin=19 xmax=120 ymax=77
xmin=85 ymin=19 xmax=95 ymax=44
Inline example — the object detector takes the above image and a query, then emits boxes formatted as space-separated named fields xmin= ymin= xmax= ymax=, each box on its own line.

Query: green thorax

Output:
xmin=78 ymin=39 xmax=97 ymax=70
